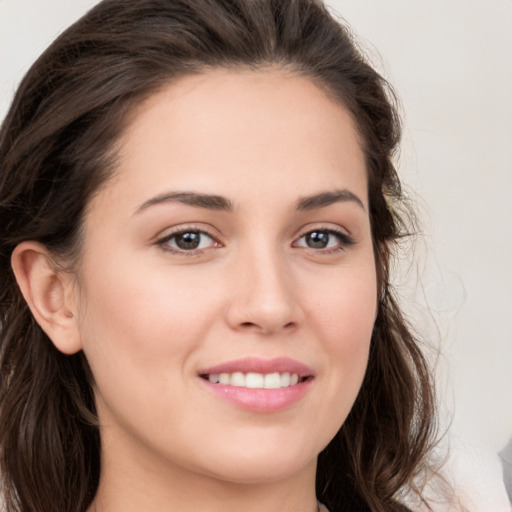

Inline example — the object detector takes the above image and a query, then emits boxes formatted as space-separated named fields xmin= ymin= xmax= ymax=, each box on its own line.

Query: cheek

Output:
xmin=76 ymin=258 xmax=220 ymax=397
xmin=307 ymin=261 xmax=377 ymax=401
xmin=313 ymin=261 xmax=377 ymax=344
xmin=81 ymin=253 xmax=213 ymax=335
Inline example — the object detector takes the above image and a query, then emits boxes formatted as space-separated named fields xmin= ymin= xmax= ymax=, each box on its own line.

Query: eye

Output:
xmin=158 ymin=229 xmax=220 ymax=253
xmin=294 ymin=228 xmax=354 ymax=251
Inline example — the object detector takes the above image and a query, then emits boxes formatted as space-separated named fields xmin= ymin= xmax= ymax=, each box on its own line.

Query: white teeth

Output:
xmin=263 ymin=372 xmax=281 ymax=389
xmin=206 ymin=371 xmax=302 ymax=389
xmin=246 ymin=372 xmax=264 ymax=388
xmin=219 ymin=373 xmax=230 ymax=385
xmin=230 ymin=372 xmax=246 ymax=387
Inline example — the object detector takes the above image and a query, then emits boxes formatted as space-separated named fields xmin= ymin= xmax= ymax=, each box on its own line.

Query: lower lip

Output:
xmin=200 ymin=379 xmax=312 ymax=413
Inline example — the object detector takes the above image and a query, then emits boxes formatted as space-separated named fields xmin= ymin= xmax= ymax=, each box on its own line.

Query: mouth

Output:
xmin=199 ymin=371 xmax=311 ymax=389
xmin=197 ymin=357 xmax=314 ymax=411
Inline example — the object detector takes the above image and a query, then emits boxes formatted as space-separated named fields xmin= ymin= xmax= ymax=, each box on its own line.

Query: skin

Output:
xmin=14 ymin=69 xmax=378 ymax=512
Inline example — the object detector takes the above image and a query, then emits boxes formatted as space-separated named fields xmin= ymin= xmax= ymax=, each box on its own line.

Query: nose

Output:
xmin=225 ymin=246 xmax=303 ymax=335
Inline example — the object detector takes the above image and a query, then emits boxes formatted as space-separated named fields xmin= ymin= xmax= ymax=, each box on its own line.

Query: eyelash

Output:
xmin=156 ymin=226 xmax=355 ymax=256
xmin=293 ymin=227 xmax=355 ymax=254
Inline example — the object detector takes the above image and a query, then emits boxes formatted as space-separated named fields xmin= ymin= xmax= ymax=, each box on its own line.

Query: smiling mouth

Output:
xmin=199 ymin=372 xmax=311 ymax=390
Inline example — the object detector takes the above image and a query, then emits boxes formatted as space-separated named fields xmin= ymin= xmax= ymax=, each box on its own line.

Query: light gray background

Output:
xmin=1 ymin=1 xmax=511 ymax=510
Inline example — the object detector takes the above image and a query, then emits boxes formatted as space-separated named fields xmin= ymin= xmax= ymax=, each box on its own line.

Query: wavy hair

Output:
xmin=0 ymin=1 xmax=437 ymax=511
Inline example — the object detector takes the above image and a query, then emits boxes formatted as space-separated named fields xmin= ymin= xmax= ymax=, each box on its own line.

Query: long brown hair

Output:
xmin=0 ymin=1 xmax=437 ymax=511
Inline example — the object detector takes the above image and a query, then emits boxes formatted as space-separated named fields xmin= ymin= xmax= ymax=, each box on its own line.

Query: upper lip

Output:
xmin=198 ymin=357 xmax=314 ymax=377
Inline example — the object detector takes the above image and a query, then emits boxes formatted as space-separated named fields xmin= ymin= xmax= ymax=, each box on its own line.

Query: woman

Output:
xmin=0 ymin=1 xmax=438 ymax=511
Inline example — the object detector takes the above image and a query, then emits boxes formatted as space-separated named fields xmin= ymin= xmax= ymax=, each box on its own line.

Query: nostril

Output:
xmin=239 ymin=321 xmax=296 ymax=332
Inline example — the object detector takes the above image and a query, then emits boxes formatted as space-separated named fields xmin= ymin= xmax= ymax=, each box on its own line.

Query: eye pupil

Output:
xmin=306 ymin=231 xmax=329 ymax=249
xmin=175 ymin=232 xmax=201 ymax=249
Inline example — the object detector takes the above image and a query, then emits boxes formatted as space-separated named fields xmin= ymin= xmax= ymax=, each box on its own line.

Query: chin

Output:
xmin=188 ymin=435 xmax=321 ymax=485
xmin=207 ymin=456 xmax=315 ymax=485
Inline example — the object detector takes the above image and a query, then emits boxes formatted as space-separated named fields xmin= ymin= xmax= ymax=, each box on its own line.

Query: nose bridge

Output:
xmin=226 ymin=236 xmax=301 ymax=333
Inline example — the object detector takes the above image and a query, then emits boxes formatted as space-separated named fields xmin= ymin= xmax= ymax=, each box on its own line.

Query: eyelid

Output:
xmin=295 ymin=222 xmax=354 ymax=239
xmin=154 ymin=222 xmax=222 ymax=241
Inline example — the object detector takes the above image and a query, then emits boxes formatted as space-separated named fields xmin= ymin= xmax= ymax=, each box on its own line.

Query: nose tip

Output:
xmin=228 ymin=307 xmax=299 ymax=336
xmin=225 ymin=257 xmax=303 ymax=335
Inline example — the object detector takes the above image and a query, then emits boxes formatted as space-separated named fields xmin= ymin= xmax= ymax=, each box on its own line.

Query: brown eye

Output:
xmin=294 ymin=228 xmax=355 ymax=252
xmin=304 ymin=231 xmax=330 ymax=249
xmin=159 ymin=230 xmax=218 ymax=252
xmin=174 ymin=232 xmax=202 ymax=250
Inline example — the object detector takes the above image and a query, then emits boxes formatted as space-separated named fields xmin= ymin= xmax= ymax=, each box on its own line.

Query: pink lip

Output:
xmin=198 ymin=357 xmax=314 ymax=377
xmin=198 ymin=357 xmax=314 ymax=413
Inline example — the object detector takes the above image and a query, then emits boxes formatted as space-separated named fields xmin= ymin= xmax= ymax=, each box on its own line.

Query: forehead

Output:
xmin=94 ymin=68 xmax=368 ymax=213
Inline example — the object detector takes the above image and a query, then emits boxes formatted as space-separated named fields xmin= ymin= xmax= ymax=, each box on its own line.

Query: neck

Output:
xmin=89 ymin=437 xmax=319 ymax=512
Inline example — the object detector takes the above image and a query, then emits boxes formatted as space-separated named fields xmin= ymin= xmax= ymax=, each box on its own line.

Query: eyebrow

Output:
xmin=296 ymin=189 xmax=366 ymax=212
xmin=135 ymin=191 xmax=233 ymax=214
xmin=135 ymin=187 xmax=365 ymax=215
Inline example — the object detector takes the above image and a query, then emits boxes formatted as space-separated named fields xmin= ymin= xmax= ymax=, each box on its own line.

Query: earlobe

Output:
xmin=11 ymin=241 xmax=83 ymax=355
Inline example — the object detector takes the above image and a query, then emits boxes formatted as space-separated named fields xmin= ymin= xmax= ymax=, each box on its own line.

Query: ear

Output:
xmin=11 ymin=241 xmax=83 ymax=354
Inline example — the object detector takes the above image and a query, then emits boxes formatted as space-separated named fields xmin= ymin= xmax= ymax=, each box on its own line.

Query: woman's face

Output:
xmin=73 ymin=69 xmax=377 ymax=484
